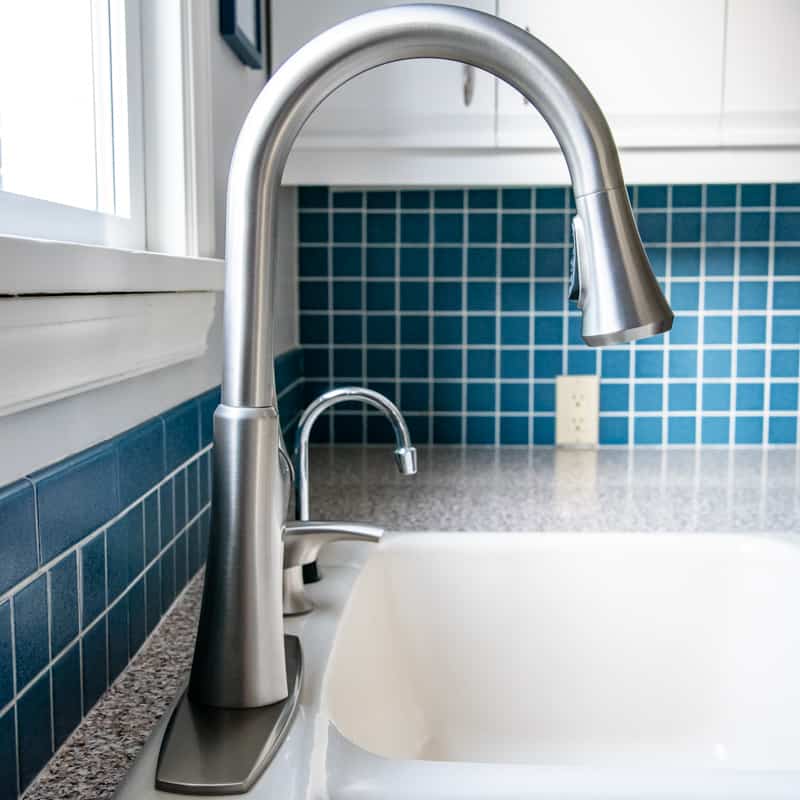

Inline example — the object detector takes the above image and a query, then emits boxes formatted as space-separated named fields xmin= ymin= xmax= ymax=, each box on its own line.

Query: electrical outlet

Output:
xmin=555 ymin=375 xmax=599 ymax=447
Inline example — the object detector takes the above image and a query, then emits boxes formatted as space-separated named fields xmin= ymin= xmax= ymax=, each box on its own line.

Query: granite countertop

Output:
xmin=25 ymin=446 xmax=800 ymax=799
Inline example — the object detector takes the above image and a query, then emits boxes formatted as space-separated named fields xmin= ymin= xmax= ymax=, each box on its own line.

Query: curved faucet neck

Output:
xmin=222 ymin=4 xmax=625 ymax=409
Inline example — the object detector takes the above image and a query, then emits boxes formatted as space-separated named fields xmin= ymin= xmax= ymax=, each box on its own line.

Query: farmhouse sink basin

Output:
xmin=323 ymin=532 xmax=800 ymax=798
xmin=117 ymin=531 xmax=800 ymax=799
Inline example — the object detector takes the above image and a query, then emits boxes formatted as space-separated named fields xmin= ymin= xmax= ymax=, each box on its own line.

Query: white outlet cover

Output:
xmin=555 ymin=374 xmax=600 ymax=447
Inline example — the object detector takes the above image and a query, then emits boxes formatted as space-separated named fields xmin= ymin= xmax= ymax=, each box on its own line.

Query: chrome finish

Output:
xmin=190 ymin=0 xmax=673 ymax=728
xmin=156 ymin=636 xmax=302 ymax=795
xmin=462 ymin=63 xmax=475 ymax=106
xmin=294 ymin=386 xmax=417 ymax=521
xmin=282 ymin=520 xmax=383 ymax=615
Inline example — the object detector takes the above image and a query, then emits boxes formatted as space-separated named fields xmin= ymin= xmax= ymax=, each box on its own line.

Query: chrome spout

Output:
xmin=190 ymin=3 xmax=673 ymax=713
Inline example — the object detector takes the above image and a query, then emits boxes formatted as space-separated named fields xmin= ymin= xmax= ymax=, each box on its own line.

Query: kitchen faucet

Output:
xmin=155 ymin=4 xmax=673 ymax=793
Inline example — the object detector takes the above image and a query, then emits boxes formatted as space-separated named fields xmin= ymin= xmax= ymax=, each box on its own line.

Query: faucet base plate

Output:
xmin=155 ymin=635 xmax=302 ymax=795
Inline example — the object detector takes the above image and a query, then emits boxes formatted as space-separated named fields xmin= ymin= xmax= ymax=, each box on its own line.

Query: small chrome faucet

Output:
xmin=157 ymin=4 xmax=674 ymax=794
xmin=280 ymin=387 xmax=417 ymax=615
xmin=295 ymin=386 xmax=418 ymax=522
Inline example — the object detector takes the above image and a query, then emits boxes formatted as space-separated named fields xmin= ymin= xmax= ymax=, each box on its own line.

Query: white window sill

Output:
xmin=0 ymin=234 xmax=224 ymax=294
xmin=0 ymin=235 xmax=223 ymax=416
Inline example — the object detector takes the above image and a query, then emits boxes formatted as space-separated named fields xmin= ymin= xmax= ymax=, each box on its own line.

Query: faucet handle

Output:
xmin=282 ymin=521 xmax=383 ymax=616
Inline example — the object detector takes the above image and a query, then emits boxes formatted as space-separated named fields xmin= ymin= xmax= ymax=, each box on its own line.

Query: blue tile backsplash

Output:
xmin=0 ymin=348 xmax=303 ymax=799
xmin=298 ymin=184 xmax=800 ymax=447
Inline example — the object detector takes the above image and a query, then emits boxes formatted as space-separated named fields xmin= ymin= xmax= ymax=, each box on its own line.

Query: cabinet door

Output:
xmin=497 ymin=0 xmax=726 ymax=149
xmin=723 ymin=0 xmax=800 ymax=145
xmin=271 ymin=0 xmax=496 ymax=149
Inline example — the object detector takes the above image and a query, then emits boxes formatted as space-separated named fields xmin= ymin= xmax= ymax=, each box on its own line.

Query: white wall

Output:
xmin=0 ymin=1 xmax=298 ymax=485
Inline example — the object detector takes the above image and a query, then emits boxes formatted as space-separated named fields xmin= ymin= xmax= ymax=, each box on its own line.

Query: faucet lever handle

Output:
xmin=282 ymin=521 xmax=383 ymax=617
xmin=282 ymin=520 xmax=383 ymax=569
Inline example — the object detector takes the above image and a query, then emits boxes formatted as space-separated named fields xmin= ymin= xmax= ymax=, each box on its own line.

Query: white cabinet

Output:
xmin=271 ymin=0 xmax=496 ymax=150
xmin=497 ymin=0 xmax=726 ymax=149
xmin=722 ymin=0 xmax=800 ymax=146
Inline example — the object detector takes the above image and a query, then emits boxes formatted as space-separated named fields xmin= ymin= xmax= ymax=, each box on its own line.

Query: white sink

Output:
xmin=117 ymin=531 xmax=800 ymax=799
xmin=323 ymin=532 xmax=800 ymax=798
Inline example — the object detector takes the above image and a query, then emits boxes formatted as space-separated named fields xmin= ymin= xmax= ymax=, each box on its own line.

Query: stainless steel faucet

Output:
xmin=157 ymin=4 xmax=673 ymax=793
xmin=295 ymin=386 xmax=418 ymax=522
xmin=279 ymin=387 xmax=417 ymax=616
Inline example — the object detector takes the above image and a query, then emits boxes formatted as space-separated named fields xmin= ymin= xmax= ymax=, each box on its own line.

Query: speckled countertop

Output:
xmin=24 ymin=445 xmax=800 ymax=799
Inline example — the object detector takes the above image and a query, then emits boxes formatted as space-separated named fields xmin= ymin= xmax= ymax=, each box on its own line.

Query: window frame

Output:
xmin=0 ymin=0 xmax=146 ymax=251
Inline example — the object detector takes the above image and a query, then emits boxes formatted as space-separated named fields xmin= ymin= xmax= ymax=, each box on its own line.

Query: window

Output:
xmin=0 ymin=0 xmax=144 ymax=249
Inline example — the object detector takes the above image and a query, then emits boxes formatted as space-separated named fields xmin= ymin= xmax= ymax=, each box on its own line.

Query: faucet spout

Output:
xmin=190 ymin=4 xmax=673 ymax=711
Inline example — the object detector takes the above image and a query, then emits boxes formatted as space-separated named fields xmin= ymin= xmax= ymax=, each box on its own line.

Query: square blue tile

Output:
xmin=669 ymin=384 xmax=696 ymax=412
xmin=467 ymin=247 xmax=495 ymax=277
xmin=534 ymin=317 xmax=562 ymax=346
xmin=601 ymin=350 xmax=629 ymax=378
xmin=298 ymin=212 xmax=328 ymax=242
xmin=704 ymin=349 xmax=731 ymax=378
xmin=769 ymin=417 xmax=797 ymax=444
xmin=467 ymin=350 xmax=495 ymax=379
xmin=160 ymin=546 xmax=176 ymax=614
xmin=777 ymin=185 xmax=800 ymax=206
xmin=0 ymin=708 xmax=17 ymax=799
xmin=502 ymin=214 xmax=531 ymax=243
xmin=533 ymin=383 xmax=555 ymax=412
xmin=646 ymin=247 xmax=667 ymax=277
xmin=366 ymin=247 xmax=394 ymax=277
xmin=773 ymin=316 xmax=800 ymax=344
xmin=706 ymin=247 xmax=734 ymax=276
xmin=672 ymin=185 xmax=701 ymax=207
xmin=117 ymin=420 xmax=165 ymax=508
xmin=669 ymin=316 xmax=698 ymax=345
xmin=735 ymin=417 xmax=763 ymax=445
xmin=702 ymin=417 xmax=730 ymax=445
xmin=467 ymin=383 xmax=495 ymax=412
xmin=672 ymin=212 xmax=700 ymax=242
xmin=567 ymin=349 xmax=596 ymax=375
xmin=400 ymin=349 xmax=428 ymax=379
xmin=175 ymin=533 xmax=188 ymax=593
xmin=501 ymin=316 xmax=529 ymax=346
xmin=501 ymin=248 xmax=529 ymax=278
xmin=332 ymin=247 xmax=360 ymax=276
xmin=400 ymin=316 xmax=428 ymax=345
xmin=600 ymin=384 xmax=628 ymax=412
xmin=500 ymin=383 xmax=528 ymax=412
xmin=333 ymin=213 xmax=361 ymax=243
xmin=298 ymin=187 xmax=328 ymax=208
xmin=332 ymin=190 xmax=362 ymax=209
xmin=399 ymin=281 xmax=427 ymax=312
xmin=163 ymin=401 xmax=200 ymax=473
xmin=637 ymin=213 xmax=666 ymax=242
xmin=433 ymin=416 xmax=462 ymax=444
xmin=536 ymin=188 xmax=566 ymax=209
xmin=737 ymin=349 xmax=766 ymax=378
xmin=0 ymin=479 xmax=37 ymax=597
xmin=635 ymin=350 xmax=663 ymax=378
xmin=467 ymin=316 xmax=494 ymax=345
xmin=467 ymin=417 xmax=495 ymax=445
xmin=433 ymin=317 xmax=461 ymax=346
xmin=400 ymin=213 xmax=429 ymax=243
xmin=433 ymin=384 xmax=462 ymax=412
xmin=468 ymin=189 xmax=497 ymax=209
xmin=401 ymin=190 xmax=429 ymax=209
xmin=299 ymin=281 xmax=328 ymax=310
xmin=738 ymin=316 xmax=766 ymax=344
xmin=634 ymin=384 xmax=662 ymax=412
xmin=52 ymin=643 xmax=81 ymax=748
xmin=741 ymin=184 xmax=770 ymax=206
xmin=670 ymin=283 xmax=699 ymax=311
xmin=128 ymin=577 xmax=146 ymax=656
xmin=772 ymin=350 xmax=799 ymax=377
xmin=399 ymin=247 xmax=428 ymax=277
xmin=500 ymin=417 xmax=528 ymax=445
xmin=145 ymin=563 xmax=161 ymax=635
xmin=737 ymin=383 xmax=764 ymax=411
xmin=298 ymin=247 xmax=327 ymax=277
xmin=672 ymin=248 xmax=700 ymax=276
xmin=14 ymin=574 xmax=49 ymax=692
xmin=739 ymin=281 xmax=768 ymax=310
xmin=707 ymin=185 xmax=736 ymax=207
xmin=81 ymin=534 xmax=106 ymax=628
xmin=773 ymin=246 xmax=800 ymax=280
xmin=82 ymin=616 xmax=107 ymax=714
xmin=501 ymin=282 xmax=529 ymax=311
xmin=740 ymin=247 xmax=769 ymax=275
xmin=0 ymin=603 xmax=11 ymax=709
xmin=533 ymin=417 xmax=556 ymax=445
xmin=333 ymin=281 xmax=362 ymax=310
xmin=534 ymin=350 xmax=561 ymax=379
xmin=703 ymin=383 xmax=731 ymax=411
xmin=669 ymin=351 xmax=697 ymax=378
xmin=502 ymin=189 xmax=531 ymax=209
xmin=173 ymin=471 xmax=188 ymax=534
xmin=17 ymin=671 xmax=52 ymax=791
xmin=704 ymin=316 xmax=732 ymax=344
xmin=366 ymin=348 xmax=395 ymax=378
xmin=468 ymin=213 xmax=496 ymax=243
xmin=776 ymin=212 xmax=800 ymax=241
xmin=704 ymin=282 xmax=733 ymax=310
xmin=434 ymin=214 xmax=463 ymax=244
xmin=333 ymin=314 xmax=362 ymax=344
xmin=741 ymin=212 xmax=769 ymax=241
xmin=49 ymin=553 xmax=78 ymax=657
xmin=774 ymin=281 xmax=800 ymax=310
xmin=501 ymin=351 xmax=529 ymax=379
xmin=668 ymin=417 xmax=696 ymax=445
xmin=159 ymin=481 xmax=174 ymax=548
xmin=634 ymin=418 xmax=662 ymax=445
xmin=467 ymin=282 xmax=495 ymax=312
xmin=534 ymin=282 xmax=563 ymax=311
xmin=637 ymin=186 xmax=667 ymax=208
xmin=771 ymin=383 xmax=798 ymax=411
xmin=34 ymin=443 xmax=120 ymax=563
xmin=108 ymin=595 xmax=129 ymax=682
xmin=366 ymin=213 xmax=395 ymax=243
xmin=535 ymin=213 xmax=566 ymax=243
xmin=599 ymin=417 xmax=628 ymax=445
xmin=434 ymin=190 xmax=463 ymax=209
xmin=705 ymin=212 xmax=735 ymax=242
xmin=534 ymin=248 xmax=565 ymax=278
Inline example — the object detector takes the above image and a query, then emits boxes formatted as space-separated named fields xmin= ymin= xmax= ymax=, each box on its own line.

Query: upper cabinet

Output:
xmin=271 ymin=0 xmax=496 ymax=149
xmin=497 ymin=0 xmax=725 ymax=148
xmin=272 ymin=0 xmax=800 ymax=185
xmin=722 ymin=0 xmax=800 ymax=146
